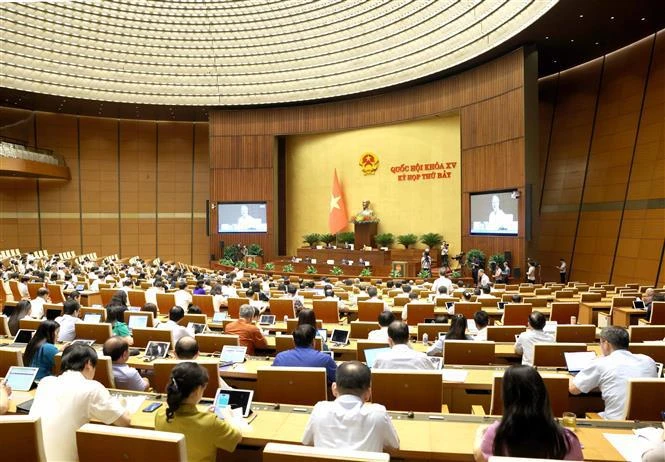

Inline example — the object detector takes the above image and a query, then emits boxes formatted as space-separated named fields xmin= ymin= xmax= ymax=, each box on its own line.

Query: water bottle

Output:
xmin=570 ymin=316 xmax=576 ymax=325
xmin=283 ymin=315 xmax=288 ymax=324
xmin=422 ymin=333 xmax=429 ymax=345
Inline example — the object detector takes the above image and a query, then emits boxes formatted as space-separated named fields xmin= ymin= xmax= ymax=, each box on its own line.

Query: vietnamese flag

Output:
xmin=328 ymin=169 xmax=349 ymax=234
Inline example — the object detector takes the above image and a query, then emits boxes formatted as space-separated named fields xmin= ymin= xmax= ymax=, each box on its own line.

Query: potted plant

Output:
xmin=489 ymin=253 xmax=506 ymax=269
xmin=397 ymin=234 xmax=418 ymax=249
xmin=359 ymin=268 xmax=372 ymax=277
xmin=420 ymin=233 xmax=443 ymax=249
xmin=319 ymin=233 xmax=335 ymax=248
xmin=302 ymin=233 xmax=321 ymax=248
xmin=337 ymin=231 xmax=355 ymax=247
xmin=235 ymin=261 xmax=246 ymax=269
xmin=247 ymin=243 xmax=264 ymax=257
xmin=305 ymin=265 xmax=317 ymax=274
xmin=450 ymin=270 xmax=461 ymax=279
xmin=264 ymin=262 xmax=275 ymax=271
xmin=417 ymin=269 xmax=431 ymax=278
xmin=282 ymin=263 xmax=294 ymax=273
xmin=374 ymin=233 xmax=395 ymax=249
xmin=465 ymin=249 xmax=486 ymax=270
xmin=219 ymin=257 xmax=235 ymax=266
xmin=389 ymin=268 xmax=402 ymax=278
xmin=331 ymin=266 xmax=344 ymax=276
xmin=247 ymin=261 xmax=258 ymax=270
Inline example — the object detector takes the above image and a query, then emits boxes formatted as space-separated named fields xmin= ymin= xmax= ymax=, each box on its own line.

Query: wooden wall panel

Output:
xmin=0 ymin=177 xmax=40 ymax=251
xmin=193 ymin=124 xmax=210 ymax=266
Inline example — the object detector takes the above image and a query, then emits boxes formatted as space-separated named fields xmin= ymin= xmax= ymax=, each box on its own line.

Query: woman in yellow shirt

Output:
xmin=155 ymin=362 xmax=242 ymax=462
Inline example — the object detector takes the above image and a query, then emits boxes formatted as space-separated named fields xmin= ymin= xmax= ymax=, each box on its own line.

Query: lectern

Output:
xmin=354 ymin=222 xmax=377 ymax=249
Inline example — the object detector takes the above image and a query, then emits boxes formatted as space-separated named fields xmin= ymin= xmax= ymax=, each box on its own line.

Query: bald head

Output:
xmin=102 ymin=336 xmax=129 ymax=362
xmin=175 ymin=336 xmax=199 ymax=360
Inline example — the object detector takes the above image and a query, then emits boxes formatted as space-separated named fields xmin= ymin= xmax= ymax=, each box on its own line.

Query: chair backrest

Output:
xmin=153 ymin=360 xmax=218 ymax=398
xmin=19 ymin=318 xmax=42 ymax=331
xmin=177 ymin=313 xmax=207 ymax=327
xmin=478 ymin=297 xmax=501 ymax=308
xmin=629 ymin=325 xmax=665 ymax=343
xmin=227 ymin=297 xmax=250 ymax=319
xmin=356 ymin=301 xmax=385 ymax=322
xmin=532 ymin=343 xmax=588 ymax=367
xmin=127 ymin=290 xmax=147 ymax=308
xmin=195 ymin=333 xmax=239 ymax=353
xmin=0 ymin=415 xmax=47 ymax=462
xmin=0 ymin=347 xmax=23 ymax=377
xmin=501 ymin=304 xmax=533 ymax=326
xmin=255 ymin=367 xmax=327 ymax=405
xmin=554 ymin=290 xmax=574 ymax=299
xmin=555 ymin=325 xmax=596 ymax=343
xmin=76 ymin=423 xmax=187 ymax=462
xmin=275 ymin=335 xmax=322 ymax=353
xmin=580 ymin=292 xmax=602 ymax=303
xmin=392 ymin=296 xmax=409 ymax=307
xmin=124 ymin=311 xmax=155 ymax=328
xmin=647 ymin=301 xmax=665 ymax=324
xmin=452 ymin=302 xmax=482 ymax=319
xmin=534 ymin=287 xmax=552 ymax=296
xmin=27 ymin=282 xmax=44 ymax=300
xmin=490 ymin=373 xmax=570 ymax=416
xmin=445 ymin=340 xmax=496 ymax=365
xmin=355 ymin=340 xmax=391 ymax=362
xmin=80 ymin=307 xmax=107 ymax=322
xmin=624 ymin=378 xmax=665 ymax=420
xmin=192 ymin=294 xmax=215 ymax=317
xmin=269 ymin=299 xmax=296 ymax=320
xmin=435 ymin=296 xmax=457 ymax=307
xmin=518 ymin=286 xmax=534 ymax=294
xmin=549 ymin=302 xmax=580 ymax=324
xmin=100 ymin=288 xmax=118 ymax=306
xmin=286 ymin=318 xmax=323 ymax=333
xmin=349 ymin=321 xmax=379 ymax=339
xmin=312 ymin=300 xmax=340 ymax=323
xmin=74 ymin=322 xmax=113 ymax=344
xmin=404 ymin=302 xmax=435 ymax=325
xmin=46 ymin=284 xmax=65 ymax=304
xmin=629 ymin=343 xmax=665 ymax=364
xmin=156 ymin=293 xmax=176 ymax=315
xmin=417 ymin=323 xmax=450 ymax=341
xmin=0 ymin=315 xmax=10 ymax=337
xmin=8 ymin=280 xmax=22 ymax=299
xmin=128 ymin=327 xmax=173 ymax=348
xmin=370 ymin=369 xmax=443 ymax=412
xmin=611 ymin=296 xmax=636 ymax=310
xmin=487 ymin=326 xmax=525 ymax=343
xmin=523 ymin=297 xmax=548 ymax=308
xmin=262 ymin=443 xmax=389 ymax=462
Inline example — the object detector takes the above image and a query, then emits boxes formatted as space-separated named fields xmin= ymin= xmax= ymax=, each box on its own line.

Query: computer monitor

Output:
xmin=633 ymin=300 xmax=646 ymax=310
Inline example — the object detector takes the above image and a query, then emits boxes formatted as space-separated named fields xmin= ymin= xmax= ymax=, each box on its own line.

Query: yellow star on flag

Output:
xmin=330 ymin=194 xmax=341 ymax=211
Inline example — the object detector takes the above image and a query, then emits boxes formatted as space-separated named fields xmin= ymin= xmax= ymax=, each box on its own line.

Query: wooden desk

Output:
xmin=295 ymin=248 xmax=391 ymax=266
xmin=579 ymin=302 xmax=611 ymax=325
xmin=64 ymin=290 xmax=102 ymax=307
xmin=612 ymin=307 xmax=647 ymax=328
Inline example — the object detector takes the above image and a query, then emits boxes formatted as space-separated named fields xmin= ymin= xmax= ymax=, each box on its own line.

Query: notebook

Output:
xmin=632 ymin=300 xmax=645 ymax=310
xmin=71 ymin=339 xmax=95 ymax=346
xmin=4 ymin=366 xmax=39 ymax=391
xmin=564 ymin=351 xmax=597 ymax=373
xmin=316 ymin=328 xmax=328 ymax=343
xmin=75 ymin=284 xmax=85 ymax=291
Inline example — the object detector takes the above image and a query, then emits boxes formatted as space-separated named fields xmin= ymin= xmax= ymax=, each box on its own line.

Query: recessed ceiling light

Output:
xmin=641 ymin=17 xmax=646 ymax=21
xmin=545 ymin=36 xmax=550 ymax=40
xmin=553 ymin=60 xmax=557 ymax=63
xmin=579 ymin=14 xmax=584 ymax=18
xmin=610 ymin=16 xmax=615 ymax=20
xmin=595 ymin=42 xmax=599 ymax=45
xmin=570 ymin=39 xmax=574 ymax=43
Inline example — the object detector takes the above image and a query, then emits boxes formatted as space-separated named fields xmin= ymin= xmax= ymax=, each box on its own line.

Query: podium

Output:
xmin=354 ymin=222 xmax=377 ymax=249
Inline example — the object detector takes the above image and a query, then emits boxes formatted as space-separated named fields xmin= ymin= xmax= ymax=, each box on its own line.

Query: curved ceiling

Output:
xmin=0 ymin=0 xmax=557 ymax=106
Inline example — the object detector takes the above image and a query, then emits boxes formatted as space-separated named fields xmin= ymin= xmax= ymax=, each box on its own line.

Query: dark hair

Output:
xmin=377 ymin=311 xmax=395 ymax=327
xmin=324 ymin=288 xmax=335 ymax=298
xmin=175 ymin=336 xmax=199 ymax=360
xmin=474 ymin=310 xmax=489 ymax=329
xmin=108 ymin=290 xmax=128 ymax=308
xmin=178 ymin=281 xmax=187 ymax=290
xmin=367 ymin=287 xmax=378 ymax=298
xmin=165 ymin=362 xmax=209 ymax=422
xmin=169 ymin=305 xmax=185 ymax=322
xmin=67 ymin=290 xmax=81 ymax=300
xmin=102 ymin=336 xmax=129 ymax=361
xmin=141 ymin=303 xmax=159 ymax=318
xmin=335 ymin=361 xmax=371 ymax=397
xmin=37 ymin=287 xmax=49 ymax=298
xmin=493 ymin=365 xmax=569 ymax=458
xmin=600 ymin=326 xmax=629 ymax=350
xmin=511 ymin=294 xmax=522 ymax=303
xmin=437 ymin=286 xmax=448 ymax=294
xmin=446 ymin=315 xmax=468 ymax=340
xmin=297 ymin=308 xmax=317 ymax=327
xmin=23 ymin=320 xmax=59 ymax=366
xmin=106 ymin=304 xmax=127 ymax=325
xmin=481 ymin=285 xmax=491 ymax=294
xmin=210 ymin=284 xmax=223 ymax=296
xmin=463 ymin=291 xmax=473 ymax=301
xmin=387 ymin=321 xmax=409 ymax=344
xmin=63 ymin=299 xmax=80 ymax=316
xmin=402 ymin=284 xmax=411 ymax=293
xmin=528 ymin=311 xmax=546 ymax=330
xmin=187 ymin=305 xmax=202 ymax=315
xmin=61 ymin=343 xmax=98 ymax=372
xmin=293 ymin=324 xmax=317 ymax=348
xmin=8 ymin=300 xmax=32 ymax=335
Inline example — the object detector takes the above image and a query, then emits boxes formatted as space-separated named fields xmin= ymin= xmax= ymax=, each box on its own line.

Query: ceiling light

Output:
xmin=579 ymin=14 xmax=584 ymax=18
xmin=553 ymin=60 xmax=557 ymax=63
xmin=545 ymin=36 xmax=550 ymax=40
xmin=641 ymin=17 xmax=646 ymax=21
xmin=570 ymin=39 xmax=574 ymax=43
xmin=610 ymin=16 xmax=614 ymax=20
xmin=595 ymin=42 xmax=599 ymax=45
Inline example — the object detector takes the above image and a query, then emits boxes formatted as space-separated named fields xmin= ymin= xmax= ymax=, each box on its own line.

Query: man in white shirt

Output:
xmin=368 ymin=311 xmax=395 ymax=342
xmin=514 ymin=311 xmax=554 ymax=366
xmin=373 ymin=321 xmax=435 ymax=370
xmin=477 ymin=269 xmax=491 ymax=288
xmin=30 ymin=287 xmax=50 ymax=319
xmin=476 ymin=284 xmax=495 ymax=299
xmin=18 ymin=275 xmax=30 ymax=299
xmin=144 ymin=281 xmax=165 ymax=305
xmin=431 ymin=268 xmax=453 ymax=294
xmin=569 ymin=326 xmax=657 ymax=419
xmin=173 ymin=281 xmax=192 ymax=310
xmin=157 ymin=305 xmax=194 ymax=345
xmin=367 ymin=286 xmax=389 ymax=311
xmin=302 ymin=361 xmax=399 ymax=452
xmin=103 ymin=336 xmax=150 ymax=392
xmin=473 ymin=310 xmax=490 ymax=342
xmin=221 ymin=279 xmax=238 ymax=298
xmin=30 ymin=343 xmax=130 ymax=461
xmin=55 ymin=299 xmax=82 ymax=342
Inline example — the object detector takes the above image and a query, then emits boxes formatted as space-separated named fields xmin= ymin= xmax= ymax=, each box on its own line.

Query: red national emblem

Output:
xmin=359 ymin=152 xmax=379 ymax=175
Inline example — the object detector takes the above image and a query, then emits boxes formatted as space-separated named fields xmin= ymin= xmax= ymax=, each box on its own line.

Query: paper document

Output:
xmin=441 ymin=370 xmax=468 ymax=382
xmin=603 ymin=433 xmax=651 ymax=462
xmin=113 ymin=395 xmax=146 ymax=415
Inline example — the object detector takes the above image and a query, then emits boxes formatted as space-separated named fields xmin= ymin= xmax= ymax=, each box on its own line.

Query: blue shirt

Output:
xmin=30 ymin=343 xmax=59 ymax=380
xmin=272 ymin=347 xmax=337 ymax=383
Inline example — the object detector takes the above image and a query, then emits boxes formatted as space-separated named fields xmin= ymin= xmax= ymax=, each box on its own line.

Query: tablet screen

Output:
xmin=5 ymin=367 xmax=38 ymax=392
xmin=220 ymin=345 xmax=247 ymax=364
xmin=213 ymin=388 xmax=254 ymax=418
xmin=128 ymin=315 xmax=148 ymax=329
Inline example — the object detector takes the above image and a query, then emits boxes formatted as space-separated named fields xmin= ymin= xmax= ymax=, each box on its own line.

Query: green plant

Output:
xmin=336 ymin=231 xmax=355 ymax=245
xmin=374 ymin=233 xmax=395 ymax=248
xmin=282 ymin=263 xmax=294 ymax=273
xmin=319 ymin=233 xmax=335 ymax=246
xmin=359 ymin=268 xmax=372 ymax=277
xmin=247 ymin=243 xmax=264 ymax=257
xmin=489 ymin=253 xmax=506 ymax=269
xmin=389 ymin=269 xmax=403 ymax=278
xmin=331 ymin=266 xmax=344 ymax=276
xmin=302 ymin=233 xmax=321 ymax=248
xmin=223 ymin=244 xmax=244 ymax=262
xmin=417 ymin=269 xmax=431 ymax=278
xmin=465 ymin=249 xmax=486 ymax=270
xmin=219 ymin=257 xmax=235 ymax=266
xmin=450 ymin=270 xmax=461 ymax=279
xmin=264 ymin=262 xmax=275 ymax=271
xmin=305 ymin=265 xmax=317 ymax=274
xmin=235 ymin=261 xmax=246 ymax=269
xmin=420 ymin=232 xmax=443 ymax=249
xmin=247 ymin=261 xmax=258 ymax=270
xmin=397 ymin=233 xmax=418 ymax=249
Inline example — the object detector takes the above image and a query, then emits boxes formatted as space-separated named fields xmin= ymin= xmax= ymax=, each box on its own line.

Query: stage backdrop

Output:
xmin=285 ymin=115 xmax=461 ymax=256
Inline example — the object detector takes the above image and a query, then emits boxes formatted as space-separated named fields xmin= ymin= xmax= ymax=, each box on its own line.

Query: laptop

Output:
xmin=445 ymin=301 xmax=455 ymax=311
xmin=497 ymin=302 xmax=506 ymax=310
xmin=128 ymin=315 xmax=149 ymax=330
xmin=212 ymin=312 xmax=228 ymax=322
xmin=316 ymin=328 xmax=328 ymax=343
xmin=83 ymin=313 xmax=101 ymax=323
xmin=330 ymin=329 xmax=350 ymax=345
xmin=258 ymin=314 xmax=275 ymax=326
xmin=363 ymin=347 xmax=391 ymax=368
xmin=564 ymin=351 xmax=597 ymax=374
xmin=219 ymin=345 xmax=247 ymax=367
xmin=144 ymin=341 xmax=170 ymax=359
xmin=71 ymin=339 xmax=95 ymax=346
xmin=75 ymin=284 xmax=85 ymax=291
xmin=9 ymin=329 xmax=35 ymax=347
xmin=633 ymin=300 xmax=646 ymax=310
xmin=213 ymin=388 xmax=254 ymax=419
xmin=187 ymin=322 xmax=207 ymax=334
xmin=45 ymin=308 xmax=61 ymax=321
xmin=4 ymin=366 xmax=39 ymax=391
